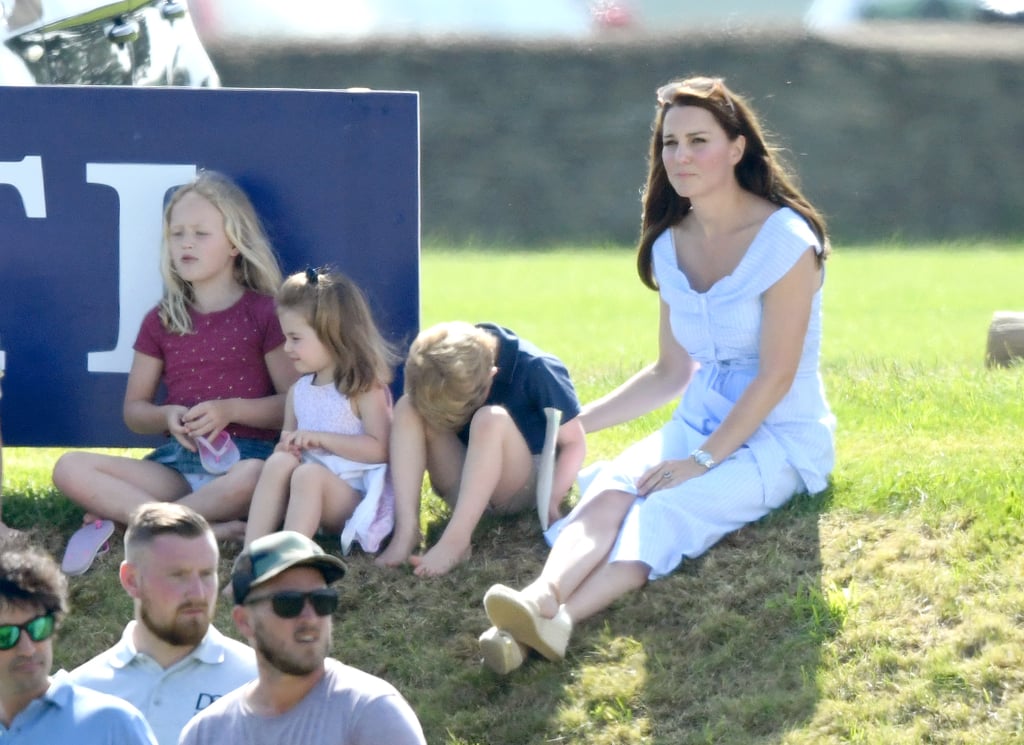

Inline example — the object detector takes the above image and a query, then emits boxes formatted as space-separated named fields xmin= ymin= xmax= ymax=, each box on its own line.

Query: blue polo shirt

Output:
xmin=457 ymin=323 xmax=580 ymax=454
xmin=0 ymin=671 xmax=157 ymax=744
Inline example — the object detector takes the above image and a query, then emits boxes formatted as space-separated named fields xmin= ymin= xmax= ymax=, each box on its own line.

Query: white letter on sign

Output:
xmin=86 ymin=163 xmax=197 ymax=373
xmin=0 ymin=155 xmax=46 ymax=217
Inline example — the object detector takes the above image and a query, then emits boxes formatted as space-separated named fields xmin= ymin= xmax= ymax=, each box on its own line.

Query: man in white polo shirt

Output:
xmin=69 ymin=503 xmax=256 ymax=745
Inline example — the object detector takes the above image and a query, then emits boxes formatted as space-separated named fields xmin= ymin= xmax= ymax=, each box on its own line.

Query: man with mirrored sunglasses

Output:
xmin=68 ymin=503 xmax=256 ymax=745
xmin=0 ymin=535 xmax=158 ymax=743
xmin=180 ymin=530 xmax=426 ymax=745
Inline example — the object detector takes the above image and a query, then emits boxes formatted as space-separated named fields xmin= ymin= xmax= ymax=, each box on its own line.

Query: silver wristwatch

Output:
xmin=690 ymin=448 xmax=716 ymax=470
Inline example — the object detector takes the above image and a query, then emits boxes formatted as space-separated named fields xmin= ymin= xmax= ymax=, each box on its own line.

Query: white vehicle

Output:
xmin=2 ymin=0 xmax=218 ymax=84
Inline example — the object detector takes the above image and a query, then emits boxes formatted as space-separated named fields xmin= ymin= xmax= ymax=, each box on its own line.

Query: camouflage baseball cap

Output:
xmin=231 ymin=531 xmax=346 ymax=605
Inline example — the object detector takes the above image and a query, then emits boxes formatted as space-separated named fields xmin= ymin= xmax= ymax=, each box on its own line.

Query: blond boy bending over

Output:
xmin=375 ymin=322 xmax=585 ymax=577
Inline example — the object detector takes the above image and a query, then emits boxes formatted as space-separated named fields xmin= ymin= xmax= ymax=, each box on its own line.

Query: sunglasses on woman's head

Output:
xmin=244 ymin=588 xmax=338 ymax=618
xmin=0 ymin=614 xmax=55 ymax=650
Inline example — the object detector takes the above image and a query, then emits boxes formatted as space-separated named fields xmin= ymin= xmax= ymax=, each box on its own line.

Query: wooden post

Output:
xmin=986 ymin=311 xmax=1024 ymax=368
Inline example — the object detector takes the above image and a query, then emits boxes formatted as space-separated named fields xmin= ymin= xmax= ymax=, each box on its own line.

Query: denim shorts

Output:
xmin=144 ymin=437 xmax=275 ymax=478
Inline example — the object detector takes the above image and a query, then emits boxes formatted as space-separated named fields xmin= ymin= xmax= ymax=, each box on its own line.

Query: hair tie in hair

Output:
xmin=305 ymin=267 xmax=319 ymax=285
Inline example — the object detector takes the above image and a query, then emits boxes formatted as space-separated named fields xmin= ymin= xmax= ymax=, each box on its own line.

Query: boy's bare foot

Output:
xmin=211 ymin=520 xmax=246 ymax=544
xmin=374 ymin=531 xmax=421 ymax=568
xmin=410 ymin=541 xmax=472 ymax=578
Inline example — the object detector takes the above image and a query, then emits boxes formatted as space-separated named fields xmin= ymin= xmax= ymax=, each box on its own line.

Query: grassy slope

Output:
xmin=4 ymin=243 xmax=1024 ymax=744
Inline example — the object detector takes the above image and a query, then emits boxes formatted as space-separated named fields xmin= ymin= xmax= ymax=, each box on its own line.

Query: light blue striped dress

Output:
xmin=545 ymin=207 xmax=836 ymax=579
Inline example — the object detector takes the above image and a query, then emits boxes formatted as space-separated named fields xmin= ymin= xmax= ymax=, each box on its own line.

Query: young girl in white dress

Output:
xmin=244 ymin=269 xmax=399 ymax=554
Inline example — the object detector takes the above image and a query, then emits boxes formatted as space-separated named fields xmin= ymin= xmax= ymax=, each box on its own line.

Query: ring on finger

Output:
xmin=661 ymin=471 xmax=671 ymax=480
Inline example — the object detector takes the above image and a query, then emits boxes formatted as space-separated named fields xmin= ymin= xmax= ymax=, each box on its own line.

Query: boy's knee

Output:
xmin=466 ymin=405 xmax=513 ymax=439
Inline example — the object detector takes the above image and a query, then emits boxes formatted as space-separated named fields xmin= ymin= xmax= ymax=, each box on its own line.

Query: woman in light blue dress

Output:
xmin=479 ymin=76 xmax=836 ymax=674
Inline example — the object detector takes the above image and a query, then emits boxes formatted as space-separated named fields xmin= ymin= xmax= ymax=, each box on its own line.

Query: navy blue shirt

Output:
xmin=457 ymin=323 xmax=580 ymax=454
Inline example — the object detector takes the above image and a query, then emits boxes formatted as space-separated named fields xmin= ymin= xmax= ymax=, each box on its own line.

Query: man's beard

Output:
xmin=140 ymin=602 xmax=209 ymax=647
xmin=253 ymin=622 xmax=329 ymax=676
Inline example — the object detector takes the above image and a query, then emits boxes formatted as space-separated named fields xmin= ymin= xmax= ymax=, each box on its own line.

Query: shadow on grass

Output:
xmin=602 ymin=487 xmax=833 ymax=744
xmin=16 ymin=481 xmax=832 ymax=745
xmin=327 ymin=488 xmax=833 ymax=745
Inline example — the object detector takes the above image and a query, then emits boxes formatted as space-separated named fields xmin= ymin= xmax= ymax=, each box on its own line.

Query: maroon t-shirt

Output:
xmin=133 ymin=290 xmax=285 ymax=441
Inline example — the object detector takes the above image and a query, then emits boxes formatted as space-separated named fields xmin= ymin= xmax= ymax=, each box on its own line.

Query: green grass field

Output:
xmin=4 ymin=242 xmax=1024 ymax=744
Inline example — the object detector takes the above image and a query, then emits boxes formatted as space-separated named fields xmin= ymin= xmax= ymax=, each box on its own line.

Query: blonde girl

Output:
xmin=54 ymin=171 xmax=298 ymax=558
xmin=244 ymin=268 xmax=399 ymax=554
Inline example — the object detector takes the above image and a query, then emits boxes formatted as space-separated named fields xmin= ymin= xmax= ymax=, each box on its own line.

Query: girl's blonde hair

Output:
xmin=159 ymin=171 xmax=283 ymax=333
xmin=277 ymin=268 xmax=398 ymax=396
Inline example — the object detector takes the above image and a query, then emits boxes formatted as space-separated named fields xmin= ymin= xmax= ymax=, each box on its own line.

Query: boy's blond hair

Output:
xmin=404 ymin=322 xmax=497 ymax=432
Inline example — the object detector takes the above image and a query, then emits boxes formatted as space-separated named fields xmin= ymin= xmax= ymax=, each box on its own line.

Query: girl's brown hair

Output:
xmin=277 ymin=268 xmax=397 ymax=396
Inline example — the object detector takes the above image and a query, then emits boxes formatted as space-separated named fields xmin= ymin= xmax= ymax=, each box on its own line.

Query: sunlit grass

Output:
xmin=5 ymin=241 xmax=1024 ymax=744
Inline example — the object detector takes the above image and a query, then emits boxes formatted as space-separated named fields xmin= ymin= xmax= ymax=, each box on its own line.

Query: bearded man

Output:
xmin=69 ymin=503 xmax=255 ymax=745
xmin=180 ymin=530 xmax=425 ymax=745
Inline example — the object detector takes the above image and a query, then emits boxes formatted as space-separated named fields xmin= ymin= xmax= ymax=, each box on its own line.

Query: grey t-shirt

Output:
xmin=177 ymin=658 xmax=425 ymax=745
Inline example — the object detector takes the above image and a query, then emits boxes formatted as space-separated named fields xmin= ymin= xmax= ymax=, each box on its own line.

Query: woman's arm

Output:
xmin=580 ymin=298 xmax=695 ymax=434
xmin=698 ymin=247 xmax=819 ymax=461
xmin=284 ymin=384 xmax=392 ymax=464
xmin=638 ymin=247 xmax=821 ymax=495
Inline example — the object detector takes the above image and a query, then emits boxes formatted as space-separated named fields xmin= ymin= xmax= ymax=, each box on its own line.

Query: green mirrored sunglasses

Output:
xmin=0 ymin=614 xmax=55 ymax=650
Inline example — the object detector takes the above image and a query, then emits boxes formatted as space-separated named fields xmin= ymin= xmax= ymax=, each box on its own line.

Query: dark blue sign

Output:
xmin=0 ymin=85 xmax=420 ymax=446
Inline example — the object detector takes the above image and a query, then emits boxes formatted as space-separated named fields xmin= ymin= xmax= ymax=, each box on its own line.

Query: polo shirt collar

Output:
xmin=480 ymin=323 xmax=520 ymax=385
xmin=110 ymin=620 xmax=226 ymax=669
xmin=43 ymin=671 xmax=74 ymax=708
xmin=0 ymin=673 xmax=71 ymax=736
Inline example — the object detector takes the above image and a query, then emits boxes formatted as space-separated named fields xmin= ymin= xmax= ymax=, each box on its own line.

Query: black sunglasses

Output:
xmin=244 ymin=588 xmax=338 ymax=618
xmin=0 ymin=614 xmax=56 ymax=650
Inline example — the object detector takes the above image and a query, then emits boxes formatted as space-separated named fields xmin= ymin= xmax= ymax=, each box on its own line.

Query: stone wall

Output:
xmin=208 ymin=25 xmax=1024 ymax=246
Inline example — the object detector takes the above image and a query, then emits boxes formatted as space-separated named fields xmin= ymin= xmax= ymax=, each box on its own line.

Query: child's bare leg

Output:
xmin=283 ymin=462 xmax=360 ymax=537
xmin=52 ymin=451 xmax=190 ymax=524
xmin=376 ymin=396 xmax=451 ymax=566
xmin=242 ymin=452 xmax=299 ymax=545
xmin=412 ymin=406 xmax=532 ymax=578
xmin=181 ymin=458 xmax=264 ymax=524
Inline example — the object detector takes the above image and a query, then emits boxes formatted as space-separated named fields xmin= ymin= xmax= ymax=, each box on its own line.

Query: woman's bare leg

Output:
xmin=524 ymin=489 xmax=649 ymax=622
